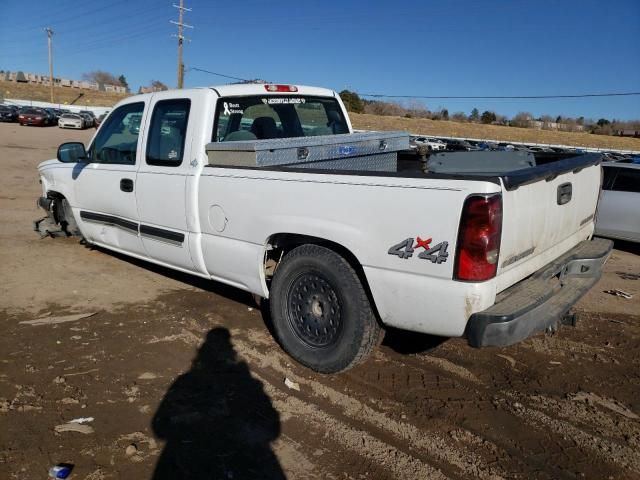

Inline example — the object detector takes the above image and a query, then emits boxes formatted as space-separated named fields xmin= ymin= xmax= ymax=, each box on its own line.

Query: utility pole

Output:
xmin=171 ymin=1 xmax=192 ymax=89
xmin=45 ymin=27 xmax=54 ymax=103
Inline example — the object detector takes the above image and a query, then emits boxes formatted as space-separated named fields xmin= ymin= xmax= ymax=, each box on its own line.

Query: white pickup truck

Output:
xmin=36 ymin=83 xmax=612 ymax=373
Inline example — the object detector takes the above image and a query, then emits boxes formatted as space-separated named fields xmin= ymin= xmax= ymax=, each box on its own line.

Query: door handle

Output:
xmin=120 ymin=178 xmax=134 ymax=193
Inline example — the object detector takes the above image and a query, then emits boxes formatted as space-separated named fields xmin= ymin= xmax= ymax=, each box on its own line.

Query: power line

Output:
xmin=188 ymin=67 xmax=254 ymax=83
xmin=358 ymin=92 xmax=640 ymax=100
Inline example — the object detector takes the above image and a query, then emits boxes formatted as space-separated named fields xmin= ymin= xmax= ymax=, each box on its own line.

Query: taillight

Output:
xmin=264 ymin=84 xmax=298 ymax=92
xmin=454 ymin=194 xmax=502 ymax=281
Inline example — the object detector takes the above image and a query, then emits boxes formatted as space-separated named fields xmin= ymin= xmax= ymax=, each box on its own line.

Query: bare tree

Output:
xmin=82 ymin=70 xmax=120 ymax=85
xmin=151 ymin=80 xmax=169 ymax=91
xmin=451 ymin=111 xmax=468 ymax=122
xmin=511 ymin=112 xmax=533 ymax=128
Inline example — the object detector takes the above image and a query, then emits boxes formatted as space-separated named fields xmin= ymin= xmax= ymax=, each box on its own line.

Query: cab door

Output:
xmin=73 ymin=100 xmax=147 ymax=256
xmin=135 ymin=92 xmax=197 ymax=271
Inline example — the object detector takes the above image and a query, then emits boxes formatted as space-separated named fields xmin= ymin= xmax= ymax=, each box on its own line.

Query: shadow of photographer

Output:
xmin=151 ymin=327 xmax=285 ymax=479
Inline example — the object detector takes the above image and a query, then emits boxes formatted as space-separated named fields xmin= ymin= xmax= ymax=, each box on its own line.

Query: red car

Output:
xmin=18 ymin=108 xmax=52 ymax=126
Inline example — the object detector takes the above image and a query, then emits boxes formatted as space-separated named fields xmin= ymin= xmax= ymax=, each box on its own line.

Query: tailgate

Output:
xmin=495 ymin=155 xmax=602 ymax=293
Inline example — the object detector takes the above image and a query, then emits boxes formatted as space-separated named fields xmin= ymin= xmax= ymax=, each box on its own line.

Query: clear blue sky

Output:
xmin=1 ymin=0 xmax=638 ymax=120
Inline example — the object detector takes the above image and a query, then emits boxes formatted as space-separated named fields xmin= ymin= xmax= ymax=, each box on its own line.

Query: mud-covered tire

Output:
xmin=60 ymin=199 xmax=81 ymax=236
xmin=270 ymin=244 xmax=382 ymax=373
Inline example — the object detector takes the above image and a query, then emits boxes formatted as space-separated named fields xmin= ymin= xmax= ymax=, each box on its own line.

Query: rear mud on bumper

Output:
xmin=466 ymin=238 xmax=613 ymax=347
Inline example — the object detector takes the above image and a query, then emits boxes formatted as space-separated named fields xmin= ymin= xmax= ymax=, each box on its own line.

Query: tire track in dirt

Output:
xmin=256 ymin=371 xmax=449 ymax=480
xmin=498 ymin=393 xmax=640 ymax=475
xmin=234 ymin=335 xmax=509 ymax=479
xmin=359 ymin=341 xmax=638 ymax=478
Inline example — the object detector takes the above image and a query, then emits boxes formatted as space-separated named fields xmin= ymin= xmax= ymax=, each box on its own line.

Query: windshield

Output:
xmin=213 ymin=95 xmax=348 ymax=142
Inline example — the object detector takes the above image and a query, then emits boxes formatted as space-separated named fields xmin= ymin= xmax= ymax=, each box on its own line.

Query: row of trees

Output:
xmin=339 ymin=90 xmax=639 ymax=135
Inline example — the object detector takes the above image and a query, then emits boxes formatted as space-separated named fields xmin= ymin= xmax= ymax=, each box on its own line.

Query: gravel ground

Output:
xmin=1 ymin=123 xmax=639 ymax=479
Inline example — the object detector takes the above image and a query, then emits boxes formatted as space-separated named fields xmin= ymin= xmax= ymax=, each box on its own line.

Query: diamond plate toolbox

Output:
xmin=205 ymin=131 xmax=409 ymax=172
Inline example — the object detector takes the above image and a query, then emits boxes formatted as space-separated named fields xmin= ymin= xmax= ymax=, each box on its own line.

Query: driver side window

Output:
xmin=90 ymin=102 xmax=144 ymax=165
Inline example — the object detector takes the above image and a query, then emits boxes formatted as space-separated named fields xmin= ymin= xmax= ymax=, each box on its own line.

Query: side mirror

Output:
xmin=57 ymin=142 xmax=88 ymax=163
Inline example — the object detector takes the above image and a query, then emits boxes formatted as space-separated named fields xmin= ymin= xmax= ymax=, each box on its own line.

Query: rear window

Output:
xmin=213 ymin=95 xmax=348 ymax=142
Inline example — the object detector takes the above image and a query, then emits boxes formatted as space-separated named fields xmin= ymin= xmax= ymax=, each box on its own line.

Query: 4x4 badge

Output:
xmin=388 ymin=237 xmax=449 ymax=264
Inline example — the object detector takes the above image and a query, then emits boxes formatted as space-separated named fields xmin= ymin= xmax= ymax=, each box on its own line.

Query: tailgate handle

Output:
xmin=557 ymin=182 xmax=572 ymax=205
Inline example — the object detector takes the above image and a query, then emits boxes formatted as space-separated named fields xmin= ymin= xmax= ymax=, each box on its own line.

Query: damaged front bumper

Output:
xmin=466 ymin=237 xmax=613 ymax=347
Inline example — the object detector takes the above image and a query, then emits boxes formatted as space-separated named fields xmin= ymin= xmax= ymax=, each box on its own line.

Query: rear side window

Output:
xmin=611 ymin=168 xmax=640 ymax=193
xmin=146 ymin=99 xmax=191 ymax=167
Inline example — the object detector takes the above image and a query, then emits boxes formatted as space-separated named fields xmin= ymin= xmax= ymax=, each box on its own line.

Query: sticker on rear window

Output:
xmin=222 ymin=102 xmax=243 ymax=115
xmin=261 ymin=97 xmax=306 ymax=105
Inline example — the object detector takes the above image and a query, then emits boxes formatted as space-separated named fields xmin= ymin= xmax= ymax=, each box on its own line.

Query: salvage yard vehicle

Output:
xmin=19 ymin=107 xmax=52 ymax=126
xmin=58 ymin=113 xmax=85 ymax=130
xmin=414 ymin=136 xmax=446 ymax=151
xmin=595 ymin=160 xmax=640 ymax=243
xmin=35 ymin=83 xmax=612 ymax=373
xmin=0 ymin=105 xmax=18 ymax=122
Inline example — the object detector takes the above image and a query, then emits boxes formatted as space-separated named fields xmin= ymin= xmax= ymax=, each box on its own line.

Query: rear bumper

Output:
xmin=466 ymin=238 xmax=613 ymax=347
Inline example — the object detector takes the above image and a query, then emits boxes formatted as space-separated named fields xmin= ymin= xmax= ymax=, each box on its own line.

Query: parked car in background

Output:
xmin=78 ymin=113 xmax=94 ymax=128
xmin=44 ymin=108 xmax=61 ymax=122
xmin=79 ymin=110 xmax=96 ymax=127
xmin=527 ymin=146 xmax=555 ymax=153
xmin=446 ymin=139 xmax=478 ymax=151
xmin=18 ymin=108 xmax=53 ymax=126
xmin=58 ymin=113 xmax=86 ymax=130
xmin=595 ymin=160 xmax=640 ymax=243
xmin=414 ymin=137 xmax=446 ymax=151
xmin=0 ymin=105 xmax=18 ymax=122
xmin=95 ymin=112 xmax=109 ymax=127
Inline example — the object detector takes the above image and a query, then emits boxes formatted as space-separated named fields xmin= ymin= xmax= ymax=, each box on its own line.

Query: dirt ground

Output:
xmin=1 ymin=122 xmax=639 ymax=480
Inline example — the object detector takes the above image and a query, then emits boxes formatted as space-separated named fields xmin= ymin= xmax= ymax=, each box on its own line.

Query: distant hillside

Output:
xmin=350 ymin=113 xmax=640 ymax=151
xmin=0 ymin=80 xmax=129 ymax=107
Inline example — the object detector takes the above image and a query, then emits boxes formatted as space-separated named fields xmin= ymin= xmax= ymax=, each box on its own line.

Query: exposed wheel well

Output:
xmin=42 ymin=191 xmax=80 ymax=236
xmin=264 ymin=233 xmax=381 ymax=320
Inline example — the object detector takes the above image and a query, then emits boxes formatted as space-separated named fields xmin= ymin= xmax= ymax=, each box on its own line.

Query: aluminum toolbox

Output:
xmin=205 ymin=131 xmax=409 ymax=172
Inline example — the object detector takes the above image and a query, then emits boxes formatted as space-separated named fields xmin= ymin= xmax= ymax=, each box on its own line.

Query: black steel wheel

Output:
xmin=270 ymin=244 xmax=382 ymax=373
xmin=285 ymin=271 xmax=344 ymax=349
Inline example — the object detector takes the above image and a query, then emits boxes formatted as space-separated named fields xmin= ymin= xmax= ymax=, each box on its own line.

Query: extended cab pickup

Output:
xmin=36 ymin=83 xmax=612 ymax=373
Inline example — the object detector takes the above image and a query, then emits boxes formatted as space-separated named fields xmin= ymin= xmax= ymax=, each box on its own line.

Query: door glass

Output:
xmin=90 ymin=102 xmax=144 ymax=165
xmin=601 ymin=166 xmax=618 ymax=190
xmin=611 ymin=169 xmax=640 ymax=193
xmin=146 ymin=99 xmax=191 ymax=167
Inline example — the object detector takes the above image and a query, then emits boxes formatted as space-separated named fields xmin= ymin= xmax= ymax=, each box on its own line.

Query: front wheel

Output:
xmin=270 ymin=244 xmax=382 ymax=373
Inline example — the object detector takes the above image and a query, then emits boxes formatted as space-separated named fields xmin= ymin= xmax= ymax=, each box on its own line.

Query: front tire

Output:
xmin=270 ymin=244 xmax=382 ymax=373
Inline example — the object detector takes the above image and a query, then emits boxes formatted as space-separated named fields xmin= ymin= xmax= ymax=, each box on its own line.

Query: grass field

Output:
xmin=1 ymin=80 xmax=128 ymax=107
xmin=350 ymin=113 xmax=640 ymax=151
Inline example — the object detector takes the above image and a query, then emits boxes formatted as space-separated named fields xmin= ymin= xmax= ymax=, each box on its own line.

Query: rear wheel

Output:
xmin=270 ymin=244 xmax=382 ymax=373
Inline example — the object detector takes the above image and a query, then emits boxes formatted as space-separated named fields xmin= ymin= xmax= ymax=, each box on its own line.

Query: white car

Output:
xmin=595 ymin=160 xmax=640 ymax=242
xmin=58 ymin=113 xmax=85 ymax=129
xmin=414 ymin=136 xmax=446 ymax=151
xmin=35 ymin=83 xmax=611 ymax=373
